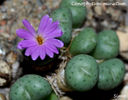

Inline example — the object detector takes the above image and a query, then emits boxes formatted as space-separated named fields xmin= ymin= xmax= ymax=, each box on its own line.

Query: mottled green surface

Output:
xmin=98 ymin=58 xmax=125 ymax=90
xmin=45 ymin=92 xmax=58 ymax=100
xmin=92 ymin=30 xmax=119 ymax=59
xmin=70 ymin=28 xmax=97 ymax=56
xmin=60 ymin=0 xmax=87 ymax=27
xmin=10 ymin=75 xmax=52 ymax=100
xmin=51 ymin=8 xmax=72 ymax=46
xmin=65 ymin=54 xmax=98 ymax=91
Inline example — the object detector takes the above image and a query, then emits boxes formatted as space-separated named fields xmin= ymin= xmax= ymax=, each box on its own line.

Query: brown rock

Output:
xmin=0 ymin=60 xmax=11 ymax=76
xmin=0 ymin=78 xmax=6 ymax=86
xmin=0 ymin=60 xmax=11 ymax=86
xmin=6 ymin=52 xmax=17 ymax=64
xmin=119 ymin=85 xmax=128 ymax=100
xmin=94 ymin=6 xmax=102 ymax=16
xmin=124 ymin=72 xmax=128 ymax=84
xmin=0 ymin=93 xmax=6 ymax=100
xmin=116 ymin=27 xmax=128 ymax=60
xmin=117 ymin=30 xmax=128 ymax=52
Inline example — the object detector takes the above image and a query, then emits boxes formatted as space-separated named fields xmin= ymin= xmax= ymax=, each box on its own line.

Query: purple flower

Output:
xmin=16 ymin=15 xmax=64 ymax=60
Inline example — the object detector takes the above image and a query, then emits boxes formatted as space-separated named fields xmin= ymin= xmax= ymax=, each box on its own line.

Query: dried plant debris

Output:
xmin=46 ymin=48 xmax=71 ymax=97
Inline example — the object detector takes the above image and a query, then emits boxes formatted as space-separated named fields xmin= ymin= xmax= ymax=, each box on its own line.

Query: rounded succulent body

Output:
xmin=65 ymin=54 xmax=98 ymax=91
xmin=98 ymin=58 xmax=125 ymax=90
xmin=51 ymin=8 xmax=72 ymax=46
xmin=92 ymin=30 xmax=119 ymax=59
xmin=45 ymin=92 xmax=58 ymax=100
xmin=10 ymin=75 xmax=52 ymax=100
xmin=60 ymin=0 xmax=87 ymax=27
xmin=70 ymin=28 xmax=97 ymax=56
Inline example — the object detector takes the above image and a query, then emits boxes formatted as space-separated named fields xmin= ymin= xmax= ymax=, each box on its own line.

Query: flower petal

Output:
xmin=16 ymin=29 xmax=34 ymax=40
xmin=40 ymin=46 xmax=46 ymax=60
xmin=44 ymin=42 xmax=59 ymax=54
xmin=17 ymin=41 xmax=23 ymax=49
xmin=48 ymin=45 xmax=59 ymax=54
xmin=45 ymin=39 xmax=64 ymax=48
xmin=45 ymin=29 xmax=63 ymax=39
xmin=22 ymin=19 xmax=36 ymax=36
xmin=44 ymin=18 xmax=52 ymax=31
xmin=25 ymin=46 xmax=36 ymax=56
xmin=17 ymin=40 xmax=37 ymax=49
xmin=45 ymin=21 xmax=59 ymax=34
xmin=45 ymin=47 xmax=54 ymax=58
xmin=31 ymin=46 xmax=40 ymax=60
xmin=38 ymin=15 xmax=50 ymax=34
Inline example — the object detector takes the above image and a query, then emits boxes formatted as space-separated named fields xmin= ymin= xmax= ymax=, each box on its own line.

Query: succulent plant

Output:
xmin=60 ymin=0 xmax=87 ymax=27
xmin=45 ymin=92 xmax=58 ymax=100
xmin=92 ymin=30 xmax=119 ymax=59
xmin=65 ymin=54 xmax=98 ymax=91
xmin=10 ymin=74 xmax=52 ymax=100
xmin=51 ymin=8 xmax=72 ymax=46
xmin=98 ymin=58 xmax=125 ymax=90
xmin=70 ymin=27 xmax=97 ymax=56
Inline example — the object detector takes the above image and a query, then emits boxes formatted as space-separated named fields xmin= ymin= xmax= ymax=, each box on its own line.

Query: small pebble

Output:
xmin=0 ymin=93 xmax=6 ymax=100
xmin=60 ymin=96 xmax=72 ymax=100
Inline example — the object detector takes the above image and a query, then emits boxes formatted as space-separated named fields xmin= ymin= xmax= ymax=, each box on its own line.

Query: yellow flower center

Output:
xmin=36 ymin=35 xmax=44 ymax=45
